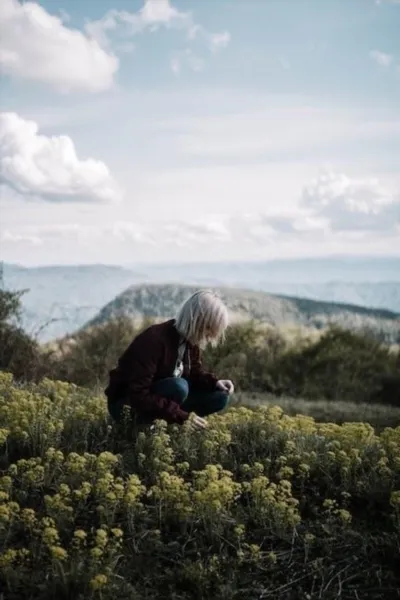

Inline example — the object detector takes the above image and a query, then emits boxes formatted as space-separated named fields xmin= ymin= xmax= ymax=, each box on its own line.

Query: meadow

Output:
xmin=1 ymin=372 xmax=399 ymax=600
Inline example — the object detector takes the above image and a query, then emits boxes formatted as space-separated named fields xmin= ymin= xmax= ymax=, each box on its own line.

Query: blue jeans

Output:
xmin=108 ymin=377 xmax=229 ymax=423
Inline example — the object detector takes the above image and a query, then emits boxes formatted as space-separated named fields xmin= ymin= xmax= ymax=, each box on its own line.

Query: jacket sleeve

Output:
xmin=120 ymin=332 xmax=189 ymax=425
xmin=187 ymin=345 xmax=219 ymax=392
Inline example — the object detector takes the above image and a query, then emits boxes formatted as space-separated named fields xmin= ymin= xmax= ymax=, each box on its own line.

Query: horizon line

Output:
xmin=2 ymin=253 xmax=400 ymax=270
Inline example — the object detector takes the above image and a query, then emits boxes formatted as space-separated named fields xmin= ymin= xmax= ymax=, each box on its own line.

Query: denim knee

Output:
xmin=172 ymin=378 xmax=189 ymax=402
xmin=212 ymin=391 xmax=229 ymax=411
xmin=151 ymin=377 xmax=189 ymax=404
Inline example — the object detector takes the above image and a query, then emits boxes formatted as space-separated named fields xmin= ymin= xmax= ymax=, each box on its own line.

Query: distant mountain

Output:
xmin=2 ymin=256 xmax=399 ymax=342
xmin=126 ymin=256 xmax=400 ymax=284
xmin=1 ymin=263 xmax=143 ymax=341
xmin=249 ymin=282 xmax=400 ymax=312
xmin=85 ymin=283 xmax=400 ymax=344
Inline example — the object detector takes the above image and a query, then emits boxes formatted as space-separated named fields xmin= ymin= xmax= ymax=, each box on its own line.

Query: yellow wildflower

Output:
xmin=0 ymin=549 xmax=17 ymax=568
xmin=74 ymin=529 xmax=87 ymax=541
xmin=50 ymin=546 xmax=68 ymax=561
xmin=90 ymin=574 xmax=108 ymax=590
xmin=111 ymin=528 xmax=123 ymax=538
xmin=90 ymin=547 xmax=103 ymax=560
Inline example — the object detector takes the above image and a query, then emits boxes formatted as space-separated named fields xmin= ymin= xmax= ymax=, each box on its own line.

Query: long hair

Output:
xmin=174 ymin=289 xmax=229 ymax=347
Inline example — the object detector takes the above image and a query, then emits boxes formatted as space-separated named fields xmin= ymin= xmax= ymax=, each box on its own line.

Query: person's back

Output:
xmin=105 ymin=290 xmax=235 ymax=430
xmin=105 ymin=319 xmax=176 ymax=407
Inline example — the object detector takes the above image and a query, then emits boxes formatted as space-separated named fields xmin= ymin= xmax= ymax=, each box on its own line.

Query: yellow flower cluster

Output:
xmin=1 ymin=371 xmax=400 ymax=595
xmin=148 ymin=470 xmax=192 ymax=519
xmin=192 ymin=464 xmax=241 ymax=518
xmin=246 ymin=474 xmax=301 ymax=534
xmin=0 ymin=372 xmax=107 ymax=456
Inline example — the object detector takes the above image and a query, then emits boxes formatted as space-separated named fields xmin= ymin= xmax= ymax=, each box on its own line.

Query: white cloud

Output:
xmin=170 ymin=57 xmax=180 ymax=75
xmin=171 ymin=49 xmax=205 ymax=75
xmin=114 ymin=217 xmax=231 ymax=246
xmin=0 ymin=112 xmax=122 ymax=203
xmin=130 ymin=162 xmax=310 ymax=222
xmin=300 ymin=171 xmax=400 ymax=233
xmin=85 ymin=0 xmax=190 ymax=45
xmin=234 ymin=212 xmax=327 ymax=244
xmin=0 ymin=230 xmax=42 ymax=245
xmin=369 ymin=49 xmax=400 ymax=75
xmin=137 ymin=0 xmax=186 ymax=26
xmin=86 ymin=0 xmax=230 ymax=73
xmin=2 ymin=192 xmax=398 ymax=265
xmin=370 ymin=50 xmax=394 ymax=67
xmin=162 ymin=219 xmax=231 ymax=244
xmin=159 ymin=108 xmax=400 ymax=159
xmin=110 ymin=222 xmax=155 ymax=245
xmin=188 ymin=26 xmax=231 ymax=53
xmin=1 ymin=216 xmax=232 ymax=250
xmin=0 ymin=0 xmax=118 ymax=93
xmin=209 ymin=31 xmax=231 ymax=52
xmin=5 ymin=181 xmax=398 ymax=256
xmin=213 ymin=172 xmax=400 ymax=244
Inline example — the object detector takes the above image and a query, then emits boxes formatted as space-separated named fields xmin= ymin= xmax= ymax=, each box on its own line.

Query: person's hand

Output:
xmin=216 ymin=379 xmax=235 ymax=395
xmin=188 ymin=412 xmax=208 ymax=430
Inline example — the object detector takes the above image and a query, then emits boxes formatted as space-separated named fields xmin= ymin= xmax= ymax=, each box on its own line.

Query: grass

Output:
xmin=237 ymin=392 xmax=400 ymax=432
xmin=0 ymin=371 xmax=400 ymax=600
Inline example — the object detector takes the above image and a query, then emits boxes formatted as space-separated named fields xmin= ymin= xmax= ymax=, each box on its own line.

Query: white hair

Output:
xmin=174 ymin=289 xmax=229 ymax=347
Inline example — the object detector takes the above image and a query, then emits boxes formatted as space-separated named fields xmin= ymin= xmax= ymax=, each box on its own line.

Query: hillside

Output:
xmin=84 ymin=283 xmax=400 ymax=343
xmin=2 ymin=257 xmax=400 ymax=341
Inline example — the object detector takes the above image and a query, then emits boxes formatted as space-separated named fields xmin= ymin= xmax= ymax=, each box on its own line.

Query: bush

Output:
xmin=48 ymin=317 xmax=154 ymax=388
xmin=0 ymin=373 xmax=399 ymax=599
xmin=0 ymin=271 xmax=45 ymax=382
xmin=38 ymin=320 xmax=400 ymax=407
xmin=0 ymin=323 xmax=45 ymax=382
xmin=202 ymin=324 xmax=400 ymax=406
xmin=274 ymin=327 xmax=400 ymax=405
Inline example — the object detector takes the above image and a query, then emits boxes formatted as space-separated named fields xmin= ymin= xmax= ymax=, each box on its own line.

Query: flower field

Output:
xmin=1 ymin=372 xmax=400 ymax=600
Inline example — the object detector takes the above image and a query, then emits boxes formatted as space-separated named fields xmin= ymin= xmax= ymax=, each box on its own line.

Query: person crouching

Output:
xmin=105 ymin=289 xmax=234 ymax=430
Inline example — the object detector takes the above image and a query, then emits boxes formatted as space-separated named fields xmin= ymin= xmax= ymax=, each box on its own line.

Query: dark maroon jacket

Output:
xmin=105 ymin=319 xmax=219 ymax=424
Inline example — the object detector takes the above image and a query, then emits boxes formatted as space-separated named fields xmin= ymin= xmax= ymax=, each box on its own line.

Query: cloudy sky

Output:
xmin=0 ymin=0 xmax=399 ymax=266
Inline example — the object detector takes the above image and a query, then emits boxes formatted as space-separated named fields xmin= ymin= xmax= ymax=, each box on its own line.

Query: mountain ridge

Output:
xmin=84 ymin=283 xmax=400 ymax=344
xmin=2 ymin=259 xmax=400 ymax=341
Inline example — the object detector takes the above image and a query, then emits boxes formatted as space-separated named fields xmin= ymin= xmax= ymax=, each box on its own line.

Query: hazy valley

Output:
xmin=3 ymin=256 xmax=399 ymax=343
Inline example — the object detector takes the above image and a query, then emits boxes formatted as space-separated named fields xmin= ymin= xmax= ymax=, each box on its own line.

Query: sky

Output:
xmin=0 ymin=0 xmax=399 ymax=267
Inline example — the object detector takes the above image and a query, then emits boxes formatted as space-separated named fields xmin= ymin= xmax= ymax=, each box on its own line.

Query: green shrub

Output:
xmin=202 ymin=324 xmax=400 ymax=406
xmin=47 ymin=317 xmax=154 ymax=388
xmin=275 ymin=327 xmax=399 ymax=404
xmin=0 ymin=271 xmax=45 ymax=382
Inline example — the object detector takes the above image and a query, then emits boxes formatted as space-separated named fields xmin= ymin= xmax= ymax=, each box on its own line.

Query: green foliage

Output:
xmin=49 ymin=317 xmax=155 ymax=388
xmin=0 ymin=265 xmax=25 ymax=325
xmin=1 ymin=373 xmax=400 ymax=600
xmin=0 ymin=266 xmax=44 ymax=382
xmin=203 ymin=323 xmax=400 ymax=406
xmin=0 ymin=286 xmax=24 ymax=324
xmin=1 ymin=269 xmax=398 ymax=409
xmin=240 ymin=393 xmax=400 ymax=433
xmin=0 ymin=324 xmax=44 ymax=383
xmin=203 ymin=323 xmax=288 ymax=393
xmin=25 ymin=318 xmax=400 ymax=408
xmin=274 ymin=326 xmax=399 ymax=404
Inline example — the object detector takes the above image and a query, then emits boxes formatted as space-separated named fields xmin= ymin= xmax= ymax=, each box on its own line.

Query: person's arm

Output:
xmin=187 ymin=345 xmax=219 ymax=392
xmin=120 ymin=332 xmax=189 ymax=425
